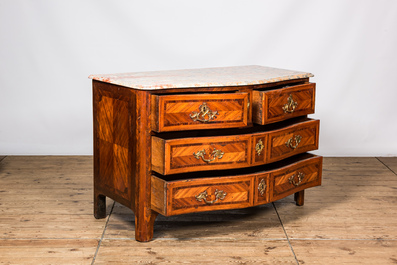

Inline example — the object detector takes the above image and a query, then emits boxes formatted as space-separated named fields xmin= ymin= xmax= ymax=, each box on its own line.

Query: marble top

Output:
xmin=88 ymin=65 xmax=313 ymax=90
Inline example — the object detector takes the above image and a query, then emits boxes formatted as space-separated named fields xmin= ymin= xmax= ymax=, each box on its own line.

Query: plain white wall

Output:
xmin=1 ymin=0 xmax=396 ymax=156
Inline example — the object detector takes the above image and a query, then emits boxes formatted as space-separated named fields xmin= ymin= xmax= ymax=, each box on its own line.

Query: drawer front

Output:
xmin=271 ymin=156 xmax=322 ymax=201
xmin=151 ymin=154 xmax=323 ymax=215
xmin=253 ymin=83 xmax=315 ymax=125
xmin=152 ymin=93 xmax=249 ymax=132
xmin=152 ymin=119 xmax=319 ymax=175
xmin=152 ymin=135 xmax=252 ymax=175
xmin=266 ymin=119 xmax=319 ymax=163
xmin=151 ymin=175 xmax=254 ymax=216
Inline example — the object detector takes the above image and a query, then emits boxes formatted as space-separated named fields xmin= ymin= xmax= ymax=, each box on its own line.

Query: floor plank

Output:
xmin=291 ymin=240 xmax=397 ymax=265
xmin=0 ymin=156 xmax=103 ymax=264
xmin=1 ymin=156 xmax=396 ymax=264
xmin=378 ymin=157 xmax=397 ymax=174
xmin=105 ymin=203 xmax=286 ymax=240
xmin=0 ymin=156 xmax=112 ymax=239
xmin=0 ymin=239 xmax=98 ymax=265
xmin=94 ymin=239 xmax=297 ymax=265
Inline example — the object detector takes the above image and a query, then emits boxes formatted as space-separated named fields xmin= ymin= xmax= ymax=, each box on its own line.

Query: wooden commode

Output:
xmin=89 ymin=65 xmax=322 ymax=242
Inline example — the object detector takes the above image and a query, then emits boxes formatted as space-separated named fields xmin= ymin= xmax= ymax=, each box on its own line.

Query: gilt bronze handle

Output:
xmin=193 ymin=148 xmax=224 ymax=163
xmin=195 ymin=189 xmax=227 ymax=204
xmin=289 ymin=172 xmax=304 ymax=186
xmin=285 ymin=135 xmax=302 ymax=149
xmin=282 ymin=94 xmax=298 ymax=113
xmin=190 ymin=102 xmax=218 ymax=122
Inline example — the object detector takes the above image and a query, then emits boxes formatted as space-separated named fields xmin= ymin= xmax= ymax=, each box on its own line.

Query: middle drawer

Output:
xmin=152 ymin=119 xmax=319 ymax=175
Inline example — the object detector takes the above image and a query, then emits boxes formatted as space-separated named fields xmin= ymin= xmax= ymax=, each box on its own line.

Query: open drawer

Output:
xmin=151 ymin=154 xmax=322 ymax=216
xmin=253 ymin=83 xmax=315 ymax=125
xmin=152 ymin=118 xmax=319 ymax=175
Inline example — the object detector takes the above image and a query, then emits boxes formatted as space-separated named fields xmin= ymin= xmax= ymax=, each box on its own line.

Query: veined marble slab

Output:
xmin=88 ymin=65 xmax=313 ymax=90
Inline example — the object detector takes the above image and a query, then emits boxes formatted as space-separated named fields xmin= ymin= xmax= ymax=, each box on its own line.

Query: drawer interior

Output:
xmin=153 ymin=116 xmax=313 ymax=139
xmin=153 ymin=153 xmax=319 ymax=182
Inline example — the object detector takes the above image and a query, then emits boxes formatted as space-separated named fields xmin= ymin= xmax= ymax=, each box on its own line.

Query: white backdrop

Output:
xmin=1 ymin=0 xmax=396 ymax=156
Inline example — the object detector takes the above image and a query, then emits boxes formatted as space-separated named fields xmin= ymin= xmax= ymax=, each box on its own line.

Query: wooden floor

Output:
xmin=0 ymin=156 xmax=396 ymax=264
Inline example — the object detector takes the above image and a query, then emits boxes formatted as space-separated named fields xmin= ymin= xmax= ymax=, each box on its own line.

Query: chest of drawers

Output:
xmin=89 ymin=65 xmax=322 ymax=242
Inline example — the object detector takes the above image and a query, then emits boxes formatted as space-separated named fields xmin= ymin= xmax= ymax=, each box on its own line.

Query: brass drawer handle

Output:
xmin=282 ymin=94 xmax=298 ymax=113
xmin=193 ymin=148 xmax=224 ymax=163
xmin=285 ymin=135 xmax=302 ymax=149
xmin=289 ymin=172 xmax=305 ymax=186
xmin=195 ymin=189 xmax=227 ymax=204
xmin=190 ymin=102 xmax=218 ymax=122
xmin=258 ymin=178 xmax=267 ymax=196
xmin=255 ymin=139 xmax=264 ymax=156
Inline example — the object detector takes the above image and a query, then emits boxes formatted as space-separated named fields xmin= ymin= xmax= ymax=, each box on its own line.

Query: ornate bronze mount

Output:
xmin=286 ymin=135 xmax=302 ymax=149
xmin=195 ymin=189 xmax=227 ymax=204
xmin=255 ymin=139 xmax=264 ymax=156
xmin=282 ymin=94 xmax=298 ymax=113
xmin=193 ymin=148 xmax=224 ymax=163
xmin=289 ymin=172 xmax=305 ymax=186
xmin=258 ymin=178 xmax=267 ymax=196
xmin=190 ymin=102 xmax=218 ymax=122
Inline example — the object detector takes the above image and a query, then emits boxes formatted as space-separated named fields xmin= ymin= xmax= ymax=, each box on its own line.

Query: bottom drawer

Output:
xmin=151 ymin=154 xmax=322 ymax=216
xmin=151 ymin=175 xmax=254 ymax=216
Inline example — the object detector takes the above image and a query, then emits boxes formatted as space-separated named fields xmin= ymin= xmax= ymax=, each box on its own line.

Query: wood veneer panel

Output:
xmin=271 ymin=156 xmax=322 ymax=201
xmin=152 ymin=175 xmax=254 ymax=216
xmin=153 ymin=134 xmax=252 ymax=175
xmin=253 ymin=83 xmax=315 ymax=125
xmin=151 ymin=154 xmax=322 ymax=216
xmin=152 ymin=92 xmax=249 ymax=132
xmin=152 ymin=119 xmax=319 ymax=175
xmin=93 ymin=84 xmax=133 ymax=205
xmin=266 ymin=119 xmax=319 ymax=163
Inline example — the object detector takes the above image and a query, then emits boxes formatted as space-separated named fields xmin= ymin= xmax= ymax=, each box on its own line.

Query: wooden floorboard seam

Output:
xmin=100 ymin=237 xmax=290 ymax=241
xmin=0 ymin=156 xmax=6 ymax=163
xmin=376 ymin=157 xmax=397 ymax=176
xmin=91 ymin=201 xmax=115 ymax=265
xmin=289 ymin=238 xmax=397 ymax=241
xmin=272 ymin=202 xmax=300 ymax=265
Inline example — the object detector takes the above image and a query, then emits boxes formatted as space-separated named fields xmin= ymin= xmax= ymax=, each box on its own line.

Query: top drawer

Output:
xmin=252 ymin=83 xmax=315 ymax=125
xmin=151 ymin=93 xmax=249 ymax=132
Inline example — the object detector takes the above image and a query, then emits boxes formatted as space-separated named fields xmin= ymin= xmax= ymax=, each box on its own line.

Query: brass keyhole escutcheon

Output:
xmin=282 ymin=94 xmax=298 ymax=113
xmin=258 ymin=179 xmax=267 ymax=197
xmin=255 ymin=139 xmax=264 ymax=156
xmin=190 ymin=102 xmax=218 ymax=123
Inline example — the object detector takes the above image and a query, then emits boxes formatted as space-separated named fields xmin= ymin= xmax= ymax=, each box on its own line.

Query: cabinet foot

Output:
xmin=294 ymin=190 xmax=305 ymax=206
xmin=94 ymin=193 xmax=107 ymax=219
xmin=135 ymin=210 xmax=159 ymax=242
